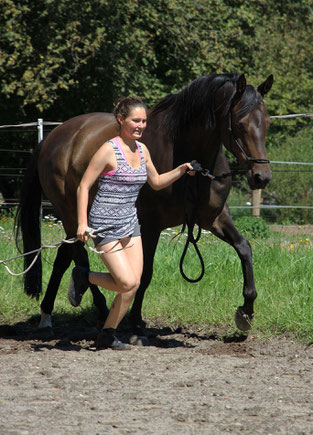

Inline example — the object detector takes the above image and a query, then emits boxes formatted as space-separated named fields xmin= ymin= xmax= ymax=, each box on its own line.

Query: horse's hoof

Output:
xmin=235 ymin=307 xmax=253 ymax=331
xmin=129 ymin=334 xmax=149 ymax=346
xmin=38 ymin=311 xmax=53 ymax=329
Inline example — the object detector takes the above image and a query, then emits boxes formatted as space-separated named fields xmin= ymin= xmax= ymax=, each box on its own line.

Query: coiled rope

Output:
xmin=178 ymin=161 xmax=211 ymax=283
xmin=178 ymin=160 xmax=234 ymax=283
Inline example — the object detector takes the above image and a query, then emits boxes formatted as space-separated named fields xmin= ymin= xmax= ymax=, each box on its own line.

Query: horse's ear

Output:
xmin=232 ymin=74 xmax=247 ymax=106
xmin=257 ymin=74 xmax=274 ymax=96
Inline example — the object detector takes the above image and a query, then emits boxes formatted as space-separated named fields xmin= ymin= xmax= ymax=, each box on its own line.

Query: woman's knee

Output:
xmin=117 ymin=276 xmax=140 ymax=294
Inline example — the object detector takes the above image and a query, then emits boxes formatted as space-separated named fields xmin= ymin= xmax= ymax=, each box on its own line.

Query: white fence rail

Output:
xmin=0 ymin=119 xmax=62 ymax=143
xmin=270 ymin=113 xmax=313 ymax=119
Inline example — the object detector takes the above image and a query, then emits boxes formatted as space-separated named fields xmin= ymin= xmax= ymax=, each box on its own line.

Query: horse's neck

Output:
xmin=144 ymin=114 xmax=227 ymax=174
xmin=175 ymin=127 xmax=221 ymax=162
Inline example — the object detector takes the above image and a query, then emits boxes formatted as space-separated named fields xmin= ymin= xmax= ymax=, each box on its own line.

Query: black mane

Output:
xmin=151 ymin=73 xmax=260 ymax=141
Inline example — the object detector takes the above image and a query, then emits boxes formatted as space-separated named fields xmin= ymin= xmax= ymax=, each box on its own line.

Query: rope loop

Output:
xmin=178 ymin=165 xmax=208 ymax=283
xmin=179 ymin=223 xmax=205 ymax=283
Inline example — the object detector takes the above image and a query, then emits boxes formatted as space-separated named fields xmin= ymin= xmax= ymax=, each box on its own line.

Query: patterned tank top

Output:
xmin=88 ymin=137 xmax=147 ymax=242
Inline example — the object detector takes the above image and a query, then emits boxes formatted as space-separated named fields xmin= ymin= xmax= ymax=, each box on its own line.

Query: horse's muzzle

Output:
xmin=248 ymin=166 xmax=272 ymax=190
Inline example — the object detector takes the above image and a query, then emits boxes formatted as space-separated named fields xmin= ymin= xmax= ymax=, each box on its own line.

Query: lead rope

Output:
xmin=0 ymin=227 xmax=111 ymax=277
xmin=178 ymin=161 xmax=214 ymax=283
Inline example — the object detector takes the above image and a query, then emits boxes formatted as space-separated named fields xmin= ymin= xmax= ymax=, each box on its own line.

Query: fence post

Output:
xmin=252 ymin=189 xmax=262 ymax=217
xmin=37 ymin=118 xmax=43 ymax=143
xmin=37 ymin=119 xmax=43 ymax=234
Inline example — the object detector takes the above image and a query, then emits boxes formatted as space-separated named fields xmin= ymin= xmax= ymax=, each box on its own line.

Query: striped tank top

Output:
xmin=88 ymin=137 xmax=147 ymax=243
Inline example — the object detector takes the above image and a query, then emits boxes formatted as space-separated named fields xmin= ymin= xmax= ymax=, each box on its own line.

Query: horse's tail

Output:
xmin=14 ymin=142 xmax=43 ymax=299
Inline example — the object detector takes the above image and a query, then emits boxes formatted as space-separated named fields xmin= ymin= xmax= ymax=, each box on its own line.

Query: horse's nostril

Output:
xmin=252 ymin=171 xmax=271 ymax=189
xmin=254 ymin=173 xmax=263 ymax=183
xmin=252 ymin=172 xmax=267 ymax=189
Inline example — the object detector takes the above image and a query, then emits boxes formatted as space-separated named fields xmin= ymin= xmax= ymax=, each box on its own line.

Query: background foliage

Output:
xmin=1 ymin=0 xmax=313 ymax=221
xmin=1 ymin=0 xmax=312 ymax=119
xmin=265 ymin=125 xmax=313 ymax=224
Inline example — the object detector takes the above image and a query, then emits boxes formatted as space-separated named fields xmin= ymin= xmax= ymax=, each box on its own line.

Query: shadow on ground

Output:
xmin=0 ymin=311 xmax=248 ymax=353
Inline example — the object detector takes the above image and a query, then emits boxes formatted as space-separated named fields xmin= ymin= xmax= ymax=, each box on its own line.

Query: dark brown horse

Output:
xmin=16 ymin=72 xmax=273 ymax=336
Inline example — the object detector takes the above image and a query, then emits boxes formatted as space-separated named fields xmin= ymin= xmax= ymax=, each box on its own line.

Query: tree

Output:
xmin=1 ymin=0 xmax=312 ymax=204
xmin=0 ymin=0 xmax=107 ymax=119
xmin=250 ymin=0 xmax=313 ymax=117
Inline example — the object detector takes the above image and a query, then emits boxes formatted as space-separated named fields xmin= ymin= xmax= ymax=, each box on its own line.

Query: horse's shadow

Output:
xmin=120 ymin=319 xmax=249 ymax=348
xmin=0 ymin=311 xmax=99 ymax=352
xmin=0 ymin=311 xmax=248 ymax=352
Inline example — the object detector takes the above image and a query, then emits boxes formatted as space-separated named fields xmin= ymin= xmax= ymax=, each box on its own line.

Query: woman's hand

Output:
xmin=77 ymin=224 xmax=89 ymax=242
xmin=184 ymin=162 xmax=196 ymax=176
xmin=144 ymin=143 xmax=197 ymax=189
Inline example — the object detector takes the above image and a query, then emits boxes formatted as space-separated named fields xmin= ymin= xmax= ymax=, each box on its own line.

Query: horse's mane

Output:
xmin=150 ymin=73 xmax=259 ymax=141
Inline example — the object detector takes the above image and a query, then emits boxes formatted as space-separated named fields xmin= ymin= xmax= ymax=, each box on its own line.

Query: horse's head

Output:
xmin=221 ymin=74 xmax=273 ymax=190
xmin=150 ymin=72 xmax=273 ymax=190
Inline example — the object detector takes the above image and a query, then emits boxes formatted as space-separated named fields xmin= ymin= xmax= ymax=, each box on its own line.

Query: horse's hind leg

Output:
xmin=72 ymin=242 xmax=109 ymax=327
xmin=39 ymin=242 xmax=74 ymax=328
xmin=39 ymin=242 xmax=109 ymax=329
xmin=207 ymin=205 xmax=257 ymax=331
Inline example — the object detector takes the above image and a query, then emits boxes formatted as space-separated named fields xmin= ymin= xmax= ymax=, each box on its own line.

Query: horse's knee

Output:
xmin=235 ymin=237 xmax=252 ymax=259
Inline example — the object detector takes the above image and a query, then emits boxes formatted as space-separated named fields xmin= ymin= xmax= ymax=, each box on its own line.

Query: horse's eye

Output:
xmin=237 ymin=122 xmax=247 ymax=133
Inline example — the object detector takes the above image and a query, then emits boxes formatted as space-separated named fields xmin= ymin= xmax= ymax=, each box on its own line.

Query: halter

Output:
xmin=228 ymin=111 xmax=270 ymax=165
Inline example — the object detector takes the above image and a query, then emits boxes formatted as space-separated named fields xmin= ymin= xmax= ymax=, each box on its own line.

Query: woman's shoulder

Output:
xmin=136 ymin=140 xmax=145 ymax=146
xmin=92 ymin=140 xmax=116 ymax=162
xmin=99 ymin=139 xmax=115 ymax=152
xmin=137 ymin=141 xmax=150 ymax=159
xmin=136 ymin=141 xmax=148 ymax=152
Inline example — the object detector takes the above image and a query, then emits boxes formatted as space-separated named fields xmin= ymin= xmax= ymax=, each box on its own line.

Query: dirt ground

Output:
xmin=0 ymin=318 xmax=312 ymax=435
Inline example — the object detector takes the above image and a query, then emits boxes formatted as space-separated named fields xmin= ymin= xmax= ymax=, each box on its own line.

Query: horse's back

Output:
xmin=38 ymin=112 xmax=118 ymax=234
xmin=40 ymin=112 xmax=117 ymax=168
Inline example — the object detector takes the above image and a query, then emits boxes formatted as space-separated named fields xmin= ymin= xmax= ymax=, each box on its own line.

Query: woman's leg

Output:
xmin=89 ymin=236 xmax=143 ymax=329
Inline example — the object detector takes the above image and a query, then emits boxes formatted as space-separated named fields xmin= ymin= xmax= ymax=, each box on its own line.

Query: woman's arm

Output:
xmin=142 ymin=144 xmax=194 ymax=191
xmin=76 ymin=142 xmax=115 ymax=241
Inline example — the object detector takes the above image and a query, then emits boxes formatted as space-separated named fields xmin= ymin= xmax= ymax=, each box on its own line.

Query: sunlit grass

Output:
xmin=0 ymin=217 xmax=312 ymax=342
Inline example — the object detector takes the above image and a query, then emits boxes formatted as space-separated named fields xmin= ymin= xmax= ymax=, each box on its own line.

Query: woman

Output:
xmin=68 ymin=96 xmax=194 ymax=350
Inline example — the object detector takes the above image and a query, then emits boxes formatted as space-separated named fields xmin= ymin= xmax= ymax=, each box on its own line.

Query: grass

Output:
xmin=0 ymin=216 xmax=312 ymax=343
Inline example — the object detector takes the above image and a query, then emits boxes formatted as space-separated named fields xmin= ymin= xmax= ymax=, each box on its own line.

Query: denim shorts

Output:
xmin=93 ymin=222 xmax=141 ymax=247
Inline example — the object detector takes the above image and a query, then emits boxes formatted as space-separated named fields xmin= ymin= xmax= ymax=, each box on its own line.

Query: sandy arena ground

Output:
xmin=0 ymin=319 xmax=312 ymax=435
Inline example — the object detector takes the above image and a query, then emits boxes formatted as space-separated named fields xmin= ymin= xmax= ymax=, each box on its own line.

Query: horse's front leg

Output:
xmin=207 ymin=205 xmax=257 ymax=331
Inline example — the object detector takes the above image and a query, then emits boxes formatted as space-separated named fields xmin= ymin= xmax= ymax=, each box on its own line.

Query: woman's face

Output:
xmin=119 ymin=106 xmax=147 ymax=140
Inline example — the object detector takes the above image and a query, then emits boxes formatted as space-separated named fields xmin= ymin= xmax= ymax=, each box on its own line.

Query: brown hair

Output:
xmin=113 ymin=96 xmax=147 ymax=125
